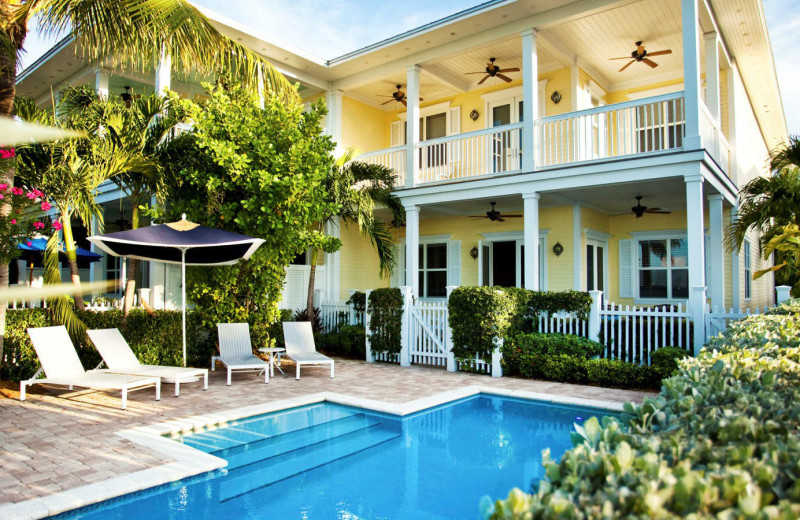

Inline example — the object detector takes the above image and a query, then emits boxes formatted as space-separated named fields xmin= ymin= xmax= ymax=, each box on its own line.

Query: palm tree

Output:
xmin=304 ymin=150 xmax=405 ymax=325
xmin=727 ymin=135 xmax=800 ymax=292
xmin=0 ymin=1 xmax=294 ymax=356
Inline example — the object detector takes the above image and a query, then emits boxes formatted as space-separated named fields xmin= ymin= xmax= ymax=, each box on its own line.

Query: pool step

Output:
xmin=180 ymin=404 xmax=358 ymax=452
xmin=219 ymin=423 xmax=400 ymax=501
xmin=219 ymin=413 xmax=381 ymax=471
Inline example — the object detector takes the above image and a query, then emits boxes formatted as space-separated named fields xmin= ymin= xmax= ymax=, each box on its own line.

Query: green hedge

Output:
xmin=449 ymin=287 xmax=593 ymax=362
xmin=316 ymin=325 xmax=366 ymax=359
xmin=1 ymin=308 xmax=218 ymax=381
xmin=368 ymin=288 xmax=402 ymax=354
xmin=483 ymin=303 xmax=800 ymax=520
xmin=502 ymin=332 xmax=661 ymax=389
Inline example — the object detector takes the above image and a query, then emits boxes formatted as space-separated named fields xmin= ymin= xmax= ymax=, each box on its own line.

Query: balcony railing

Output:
xmin=535 ymin=92 xmax=685 ymax=168
xmin=357 ymin=91 xmax=731 ymax=188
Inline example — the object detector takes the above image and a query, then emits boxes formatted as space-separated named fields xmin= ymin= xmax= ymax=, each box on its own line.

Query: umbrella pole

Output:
xmin=181 ymin=248 xmax=187 ymax=368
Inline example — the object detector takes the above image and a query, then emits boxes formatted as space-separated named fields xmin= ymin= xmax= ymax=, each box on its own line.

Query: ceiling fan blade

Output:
xmin=646 ymin=210 xmax=671 ymax=214
xmin=642 ymin=58 xmax=658 ymax=68
xmin=465 ymin=71 xmax=487 ymax=74
xmin=496 ymin=73 xmax=513 ymax=83
xmin=400 ymin=99 xmax=407 ymax=107
xmin=477 ymin=75 xmax=490 ymax=85
xmin=501 ymin=214 xmax=523 ymax=218
xmin=377 ymin=95 xmax=396 ymax=98
xmin=610 ymin=56 xmax=633 ymax=60
xmin=498 ymin=67 xmax=520 ymax=72
xmin=469 ymin=216 xmax=488 ymax=220
xmin=381 ymin=99 xmax=395 ymax=105
xmin=646 ymin=49 xmax=672 ymax=57
xmin=618 ymin=60 xmax=635 ymax=72
xmin=495 ymin=216 xmax=506 ymax=222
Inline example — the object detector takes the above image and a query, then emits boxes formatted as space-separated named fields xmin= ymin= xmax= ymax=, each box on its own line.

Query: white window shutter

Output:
xmin=447 ymin=107 xmax=461 ymax=165
xmin=282 ymin=265 xmax=310 ymax=311
xmin=619 ymin=239 xmax=634 ymax=298
xmin=447 ymin=240 xmax=461 ymax=286
xmin=391 ymin=243 xmax=405 ymax=287
xmin=390 ymin=120 xmax=404 ymax=147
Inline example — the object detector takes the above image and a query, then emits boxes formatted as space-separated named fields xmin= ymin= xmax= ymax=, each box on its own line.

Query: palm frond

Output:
xmin=44 ymin=232 xmax=85 ymax=337
xmin=770 ymin=136 xmax=800 ymax=172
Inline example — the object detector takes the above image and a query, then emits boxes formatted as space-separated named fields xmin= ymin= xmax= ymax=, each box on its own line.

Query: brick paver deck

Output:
xmin=0 ymin=359 xmax=654 ymax=506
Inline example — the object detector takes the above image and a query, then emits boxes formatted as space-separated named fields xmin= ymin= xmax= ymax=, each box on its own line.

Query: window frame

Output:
xmin=634 ymin=233 xmax=690 ymax=303
xmin=744 ymin=240 xmax=752 ymax=300
xmin=418 ymin=240 xmax=448 ymax=299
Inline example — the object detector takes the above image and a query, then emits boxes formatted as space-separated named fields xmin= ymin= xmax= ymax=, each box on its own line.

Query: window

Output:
xmin=638 ymin=238 xmax=689 ymax=300
xmin=418 ymin=243 xmax=447 ymax=298
xmin=744 ymin=240 xmax=752 ymax=300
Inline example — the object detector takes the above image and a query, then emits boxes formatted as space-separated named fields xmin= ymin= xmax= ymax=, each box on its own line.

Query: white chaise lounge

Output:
xmin=87 ymin=328 xmax=209 ymax=397
xmin=282 ymin=322 xmax=334 ymax=380
xmin=22 ymin=326 xmax=161 ymax=410
xmin=214 ymin=323 xmax=269 ymax=385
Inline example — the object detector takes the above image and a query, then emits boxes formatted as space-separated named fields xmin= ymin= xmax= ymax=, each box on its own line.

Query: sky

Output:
xmin=17 ymin=0 xmax=799 ymax=136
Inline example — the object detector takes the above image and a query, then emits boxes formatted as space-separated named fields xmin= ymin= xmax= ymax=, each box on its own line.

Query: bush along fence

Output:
xmin=355 ymin=284 xmax=793 ymax=385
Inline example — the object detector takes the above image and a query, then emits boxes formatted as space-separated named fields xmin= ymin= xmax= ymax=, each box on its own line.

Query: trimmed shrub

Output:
xmin=483 ymin=311 xmax=800 ymax=520
xmin=584 ymin=358 xmax=654 ymax=388
xmin=765 ymin=298 xmax=800 ymax=315
xmin=317 ymin=324 xmax=366 ymax=359
xmin=650 ymin=346 xmax=691 ymax=380
xmin=368 ymin=288 xmax=402 ymax=355
xmin=449 ymin=286 xmax=516 ymax=361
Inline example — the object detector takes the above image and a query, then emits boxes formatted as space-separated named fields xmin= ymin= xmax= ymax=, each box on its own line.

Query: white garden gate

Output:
xmin=408 ymin=300 xmax=449 ymax=367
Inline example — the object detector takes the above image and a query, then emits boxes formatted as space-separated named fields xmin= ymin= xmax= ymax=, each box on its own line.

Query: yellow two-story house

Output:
xmin=17 ymin=0 xmax=787 ymax=316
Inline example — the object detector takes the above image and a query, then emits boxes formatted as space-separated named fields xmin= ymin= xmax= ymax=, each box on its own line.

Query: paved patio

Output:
xmin=0 ymin=359 xmax=654 ymax=507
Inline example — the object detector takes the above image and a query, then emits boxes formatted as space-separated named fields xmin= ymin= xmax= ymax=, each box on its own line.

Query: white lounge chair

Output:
xmin=87 ymin=328 xmax=209 ymax=397
xmin=282 ymin=321 xmax=334 ymax=380
xmin=214 ymin=323 xmax=269 ymax=385
xmin=22 ymin=326 xmax=161 ymax=410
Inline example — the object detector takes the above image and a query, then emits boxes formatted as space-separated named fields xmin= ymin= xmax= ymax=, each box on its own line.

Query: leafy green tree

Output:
xmin=164 ymin=83 xmax=339 ymax=343
xmin=727 ymin=136 xmax=800 ymax=294
xmin=0 ymin=0 xmax=295 ymax=359
xmin=304 ymin=150 xmax=404 ymax=324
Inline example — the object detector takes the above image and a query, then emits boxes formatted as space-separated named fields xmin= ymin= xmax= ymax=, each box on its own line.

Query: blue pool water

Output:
xmin=51 ymin=395 xmax=617 ymax=520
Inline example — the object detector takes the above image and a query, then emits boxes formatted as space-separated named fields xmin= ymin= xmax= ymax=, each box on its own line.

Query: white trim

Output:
xmin=419 ymin=234 xmax=452 ymax=243
xmin=396 ymin=101 xmax=451 ymax=121
xmin=572 ymin=204 xmax=581 ymax=290
xmin=584 ymin=228 xmax=612 ymax=241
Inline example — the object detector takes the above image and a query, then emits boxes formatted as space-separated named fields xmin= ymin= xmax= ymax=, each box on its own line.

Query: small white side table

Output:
xmin=258 ymin=347 xmax=285 ymax=377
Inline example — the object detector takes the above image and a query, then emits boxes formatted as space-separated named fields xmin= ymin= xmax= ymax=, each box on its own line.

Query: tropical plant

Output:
xmin=726 ymin=137 xmax=800 ymax=293
xmin=0 ymin=0 xmax=295 ymax=371
xmin=304 ymin=150 xmax=404 ymax=325
xmin=163 ymin=82 xmax=338 ymax=340
xmin=755 ymin=224 xmax=800 ymax=279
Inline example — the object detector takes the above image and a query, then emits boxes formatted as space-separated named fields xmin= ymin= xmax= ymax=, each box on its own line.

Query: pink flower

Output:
xmin=0 ymin=148 xmax=16 ymax=159
xmin=26 ymin=191 xmax=35 ymax=200
xmin=10 ymin=219 xmax=16 ymax=224
xmin=33 ymin=222 xmax=45 ymax=230
xmin=40 ymin=201 xmax=51 ymax=211
xmin=33 ymin=190 xmax=44 ymax=198
xmin=11 ymin=187 xmax=23 ymax=196
xmin=52 ymin=221 xmax=63 ymax=231
xmin=0 ymin=194 xmax=4 ymax=200
xmin=26 ymin=241 xmax=32 ymax=247
xmin=0 ymin=184 xmax=8 ymax=191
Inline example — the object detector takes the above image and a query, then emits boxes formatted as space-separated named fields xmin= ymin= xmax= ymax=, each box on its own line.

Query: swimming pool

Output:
xmin=50 ymin=395 xmax=617 ymax=520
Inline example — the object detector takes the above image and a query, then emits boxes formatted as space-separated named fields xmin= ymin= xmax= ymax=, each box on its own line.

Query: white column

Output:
xmin=708 ymin=194 xmax=724 ymax=309
xmin=523 ymin=192 xmax=539 ymax=290
xmin=155 ymin=46 xmax=171 ymax=96
xmin=521 ymin=29 xmax=538 ymax=172
xmin=324 ymin=216 xmax=341 ymax=303
xmin=399 ymin=285 xmax=413 ymax=367
xmin=445 ymin=285 xmax=457 ymax=372
xmin=704 ymin=32 xmax=720 ymax=121
xmin=588 ymin=290 xmax=602 ymax=342
xmin=405 ymin=205 xmax=420 ymax=298
xmin=94 ymin=69 xmax=109 ymax=99
xmin=685 ymin=175 xmax=706 ymax=292
xmin=682 ymin=0 xmax=702 ymax=149
xmin=405 ymin=65 xmax=421 ymax=188
xmin=727 ymin=62 xmax=739 ymax=184
xmin=569 ymin=63 xmax=579 ymax=112
xmin=572 ymin=203 xmax=581 ymax=290
xmin=776 ymin=286 xmax=792 ymax=305
xmin=325 ymin=87 xmax=344 ymax=154
xmin=730 ymin=205 xmax=741 ymax=309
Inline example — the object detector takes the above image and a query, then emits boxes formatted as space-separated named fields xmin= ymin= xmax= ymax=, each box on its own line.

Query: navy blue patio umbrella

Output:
xmin=88 ymin=215 xmax=265 ymax=366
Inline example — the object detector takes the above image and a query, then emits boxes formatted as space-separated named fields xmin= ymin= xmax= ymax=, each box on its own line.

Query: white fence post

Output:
xmin=348 ymin=289 xmax=357 ymax=325
xmin=776 ymin=285 xmax=792 ymax=305
xmin=588 ymin=290 xmax=602 ymax=343
xmin=491 ymin=337 xmax=503 ymax=378
xmin=445 ymin=285 xmax=457 ymax=372
xmin=691 ymin=286 xmax=707 ymax=356
xmin=364 ymin=289 xmax=373 ymax=363
xmin=399 ymin=286 xmax=413 ymax=367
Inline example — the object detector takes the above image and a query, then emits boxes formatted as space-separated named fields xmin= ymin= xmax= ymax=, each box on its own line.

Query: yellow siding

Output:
xmin=605 ymin=78 xmax=684 ymax=105
xmin=719 ymin=68 xmax=729 ymax=140
xmin=341 ymin=96 xmax=389 ymax=155
xmin=338 ymin=222 xmax=390 ymax=301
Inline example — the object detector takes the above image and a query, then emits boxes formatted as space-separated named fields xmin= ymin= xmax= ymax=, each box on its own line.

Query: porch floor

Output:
xmin=0 ymin=359 xmax=654 ymax=507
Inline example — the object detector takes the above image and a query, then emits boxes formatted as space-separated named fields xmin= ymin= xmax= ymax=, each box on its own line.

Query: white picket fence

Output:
xmin=408 ymin=300 xmax=448 ymax=367
xmin=599 ymin=302 xmax=691 ymax=364
xmin=8 ymin=296 xmax=135 ymax=312
xmin=318 ymin=303 xmax=364 ymax=333
xmin=705 ymin=304 xmax=767 ymax=340
xmin=538 ymin=311 xmax=588 ymax=336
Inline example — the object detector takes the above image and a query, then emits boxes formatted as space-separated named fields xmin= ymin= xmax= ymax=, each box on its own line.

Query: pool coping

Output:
xmin=0 ymin=386 xmax=626 ymax=520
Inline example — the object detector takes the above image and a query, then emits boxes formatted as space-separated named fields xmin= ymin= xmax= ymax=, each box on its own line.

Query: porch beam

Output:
xmin=573 ymin=204 xmax=581 ymax=290
xmin=406 ymin=65 xmax=421 ymax=189
xmin=420 ymin=64 xmax=469 ymax=94
xmin=704 ymin=32 xmax=720 ymax=121
xmin=681 ymin=0 xmax=702 ymax=149
xmin=405 ymin=204 xmax=420 ymax=298
xmin=523 ymin=192 xmax=540 ymax=290
xmin=708 ymin=194 xmax=724 ymax=309
xmin=521 ymin=29 xmax=538 ymax=172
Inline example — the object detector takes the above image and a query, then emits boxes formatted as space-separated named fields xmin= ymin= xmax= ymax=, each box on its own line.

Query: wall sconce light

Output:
xmin=550 ymin=90 xmax=562 ymax=104
xmin=470 ymin=246 xmax=479 ymax=259
xmin=552 ymin=242 xmax=564 ymax=256
xmin=469 ymin=109 xmax=480 ymax=121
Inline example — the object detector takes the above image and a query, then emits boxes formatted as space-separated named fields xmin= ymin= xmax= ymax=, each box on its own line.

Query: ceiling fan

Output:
xmin=610 ymin=41 xmax=672 ymax=72
xmin=119 ymin=86 xmax=141 ymax=106
xmin=630 ymin=196 xmax=671 ymax=218
xmin=465 ymin=57 xmax=519 ymax=85
xmin=469 ymin=201 xmax=522 ymax=223
xmin=377 ymin=85 xmax=422 ymax=107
